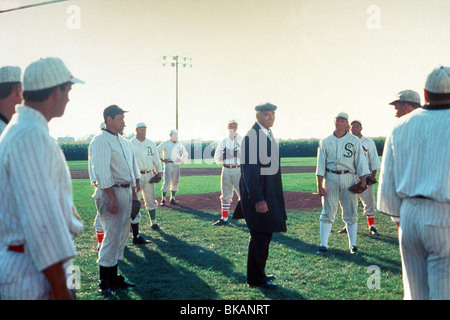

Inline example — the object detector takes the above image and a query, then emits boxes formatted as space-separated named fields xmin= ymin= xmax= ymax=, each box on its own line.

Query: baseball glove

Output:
xmin=149 ymin=174 xmax=162 ymax=184
xmin=366 ymin=177 xmax=377 ymax=185
xmin=130 ymin=199 xmax=141 ymax=219
xmin=349 ymin=181 xmax=368 ymax=194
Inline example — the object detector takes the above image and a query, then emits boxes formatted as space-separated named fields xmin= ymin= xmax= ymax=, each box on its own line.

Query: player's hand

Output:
xmin=109 ymin=197 xmax=119 ymax=214
xmin=318 ymin=186 xmax=327 ymax=197
xmin=255 ymin=200 xmax=269 ymax=213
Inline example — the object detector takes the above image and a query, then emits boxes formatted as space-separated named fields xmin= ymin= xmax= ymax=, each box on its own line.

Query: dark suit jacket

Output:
xmin=236 ymin=122 xmax=287 ymax=233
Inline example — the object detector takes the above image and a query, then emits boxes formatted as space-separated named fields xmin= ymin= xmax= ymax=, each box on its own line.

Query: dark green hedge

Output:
xmin=59 ymin=138 xmax=386 ymax=161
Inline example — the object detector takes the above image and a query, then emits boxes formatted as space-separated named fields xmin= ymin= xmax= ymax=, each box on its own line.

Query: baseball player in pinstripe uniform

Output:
xmin=157 ymin=130 xmax=188 ymax=205
xmin=316 ymin=112 xmax=370 ymax=255
xmin=89 ymin=105 xmax=140 ymax=295
xmin=338 ymin=120 xmax=381 ymax=236
xmin=131 ymin=122 xmax=163 ymax=231
xmin=212 ymin=120 xmax=242 ymax=226
xmin=0 ymin=66 xmax=22 ymax=135
xmin=377 ymin=66 xmax=450 ymax=300
xmin=388 ymin=90 xmax=421 ymax=118
xmin=0 ymin=57 xmax=84 ymax=300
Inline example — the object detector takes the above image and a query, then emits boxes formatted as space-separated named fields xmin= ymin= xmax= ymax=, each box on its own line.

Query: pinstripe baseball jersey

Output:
xmin=214 ymin=134 xmax=243 ymax=166
xmin=377 ymin=108 xmax=450 ymax=219
xmin=131 ymin=137 xmax=163 ymax=173
xmin=316 ymin=132 xmax=370 ymax=178
xmin=0 ymin=118 xmax=6 ymax=135
xmin=157 ymin=140 xmax=188 ymax=164
xmin=359 ymin=136 xmax=381 ymax=172
xmin=89 ymin=130 xmax=140 ymax=190
xmin=0 ymin=106 xmax=83 ymax=277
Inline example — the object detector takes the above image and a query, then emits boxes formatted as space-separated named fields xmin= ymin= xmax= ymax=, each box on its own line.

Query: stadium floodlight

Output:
xmin=162 ymin=55 xmax=192 ymax=130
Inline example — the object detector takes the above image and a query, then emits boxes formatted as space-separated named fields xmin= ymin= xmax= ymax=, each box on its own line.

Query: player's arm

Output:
xmin=376 ymin=134 xmax=401 ymax=228
xmin=43 ymin=262 xmax=75 ymax=300
xmin=316 ymin=175 xmax=326 ymax=196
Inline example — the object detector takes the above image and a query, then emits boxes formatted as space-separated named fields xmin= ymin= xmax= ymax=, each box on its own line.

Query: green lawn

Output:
xmin=71 ymin=171 xmax=402 ymax=301
xmin=67 ymin=157 xmax=318 ymax=171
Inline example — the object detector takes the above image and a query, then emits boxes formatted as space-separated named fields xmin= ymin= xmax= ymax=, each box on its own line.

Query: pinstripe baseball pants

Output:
xmin=95 ymin=187 xmax=132 ymax=267
xmin=320 ymin=172 xmax=358 ymax=225
xmin=0 ymin=251 xmax=72 ymax=300
xmin=399 ymin=198 xmax=450 ymax=300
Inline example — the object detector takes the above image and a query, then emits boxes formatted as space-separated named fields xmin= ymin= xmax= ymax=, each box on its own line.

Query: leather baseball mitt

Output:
xmin=349 ymin=181 xmax=368 ymax=194
xmin=366 ymin=177 xmax=377 ymax=185
xmin=130 ymin=199 xmax=141 ymax=219
xmin=149 ymin=173 xmax=162 ymax=184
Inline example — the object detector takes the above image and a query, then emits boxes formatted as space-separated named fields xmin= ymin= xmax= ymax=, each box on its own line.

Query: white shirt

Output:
xmin=377 ymin=108 xmax=450 ymax=218
xmin=359 ymin=136 xmax=381 ymax=172
xmin=157 ymin=140 xmax=188 ymax=164
xmin=214 ymin=134 xmax=243 ymax=166
xmin=131 ymin=137 xmax=163 ymax=173
xmin=0 ymin=105 xmax=83 ymax=272
xmin=89 ymin=130 xmax=140 ymax=190
xmin=316 ymin=132 xmax=370 ymax=177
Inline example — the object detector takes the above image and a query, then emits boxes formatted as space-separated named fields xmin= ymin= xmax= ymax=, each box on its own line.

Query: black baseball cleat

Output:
xmin=350 ymin=246 xmax=359 ymax=254
xmin=170 ymin=198 xmax=178 ymax=205
xmin=317 ymin=246 xmax=328 ymax=254
xmin=98 ymin=280 xmax=111 ymax=295
xmin=369 ymin=226 xmax=380 ymax=236
xmin=338 ymin=227 xmax=347 ymax=234
xmin=212 ymin=218 xmax=228 ymax=226
xmin=132 ymin=235 xmax=151 ymax=244
xmin=151 ymin=223 xmax=161 ymax=231
xmin=160 ymin=199 xmax=166 ymax=206
xmin=112 ymin=275 xmax=137 ymax=291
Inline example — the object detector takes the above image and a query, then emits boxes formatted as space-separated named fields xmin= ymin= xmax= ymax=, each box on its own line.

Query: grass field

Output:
xmin=70 ymin=158 xmax=404 ymax=302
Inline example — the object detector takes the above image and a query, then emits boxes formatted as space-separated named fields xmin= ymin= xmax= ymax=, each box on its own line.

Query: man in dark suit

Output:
xmin=238 ymin=102 xmax=287 ymax=290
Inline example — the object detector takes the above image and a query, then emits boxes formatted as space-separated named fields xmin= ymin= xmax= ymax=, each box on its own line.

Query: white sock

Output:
xmin=320 ymin=222 xmax=332 ymax=247
xmin=347 ymin=222 xmax=358 ymax=248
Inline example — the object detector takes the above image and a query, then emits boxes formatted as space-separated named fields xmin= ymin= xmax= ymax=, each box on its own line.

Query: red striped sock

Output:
xmin=96 ymin=230 xmax=104 ymax=243
xmin=221 ymin=202 xmax=231 ymax=220
xmin=367 ymin=215 xmax=375 ymax=227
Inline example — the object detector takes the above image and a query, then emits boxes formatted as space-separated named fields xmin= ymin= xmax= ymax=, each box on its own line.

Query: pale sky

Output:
xmin=1 ymin=0 xmax=449 ymax=142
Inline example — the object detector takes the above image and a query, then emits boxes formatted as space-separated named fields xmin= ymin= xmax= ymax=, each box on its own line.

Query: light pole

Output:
xmin=162 ymin=55 xmax=192 ymax=130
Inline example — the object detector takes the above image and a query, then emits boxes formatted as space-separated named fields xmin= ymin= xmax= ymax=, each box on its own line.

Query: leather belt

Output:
xmin=112 ymin=184 xmax=131 ymax=188
xmin=412 ymin=195 xmax=432 ymax=200
xmin=224 ymin=164 xmax=240 ymax=169
xmin=326 ymin=168 xmax=350 ymax=174
xmin=8 ymin=245 xmax=25 ymax=253
xmin=140 ymin=170 xmax=152 ymax=174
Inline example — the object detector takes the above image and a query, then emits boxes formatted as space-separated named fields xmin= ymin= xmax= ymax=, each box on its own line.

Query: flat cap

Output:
xmin=255 ymin=102 xmax=277 ymax=112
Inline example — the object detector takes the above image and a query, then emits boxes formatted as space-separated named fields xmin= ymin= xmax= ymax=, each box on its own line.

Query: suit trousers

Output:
xmin=247 ymin=230 xmax=273 ymax=286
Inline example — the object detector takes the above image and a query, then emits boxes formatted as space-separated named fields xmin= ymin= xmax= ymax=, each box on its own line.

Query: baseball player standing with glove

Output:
xmin=157 ymin=129 xmax=188 ymax=205
xmin=377 ymin=66 xmax=450 ymax=300
xmin=316 ymin=112 xmax=370 ymax=255
xmin=89 ymin=105 xmax=140 ymax=295
xmin=0 ymin=66 xmax=22 ymax=135
xmin=338 ymin=119 xmax=381 ymax=236
xmin=131 ymin=122 xmax=163 ymax=231
xmin=212 ymin=119 xmax=242 ymax=226
xmin=0 ymin=57 xmax=84 ymax=300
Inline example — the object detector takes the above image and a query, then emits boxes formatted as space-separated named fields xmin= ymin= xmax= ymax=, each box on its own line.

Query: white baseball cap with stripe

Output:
xmin=23 ymin=57 xmax=84 ymax=91
xmin=0 ymin=66 xmax=21 ymax=83
xmin=425 ymin=66 xmax=450 ymax=94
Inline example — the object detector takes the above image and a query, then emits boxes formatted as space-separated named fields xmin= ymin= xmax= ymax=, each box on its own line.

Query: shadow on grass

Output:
xmin=121 ymin=243 xmax=221 ymax=299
